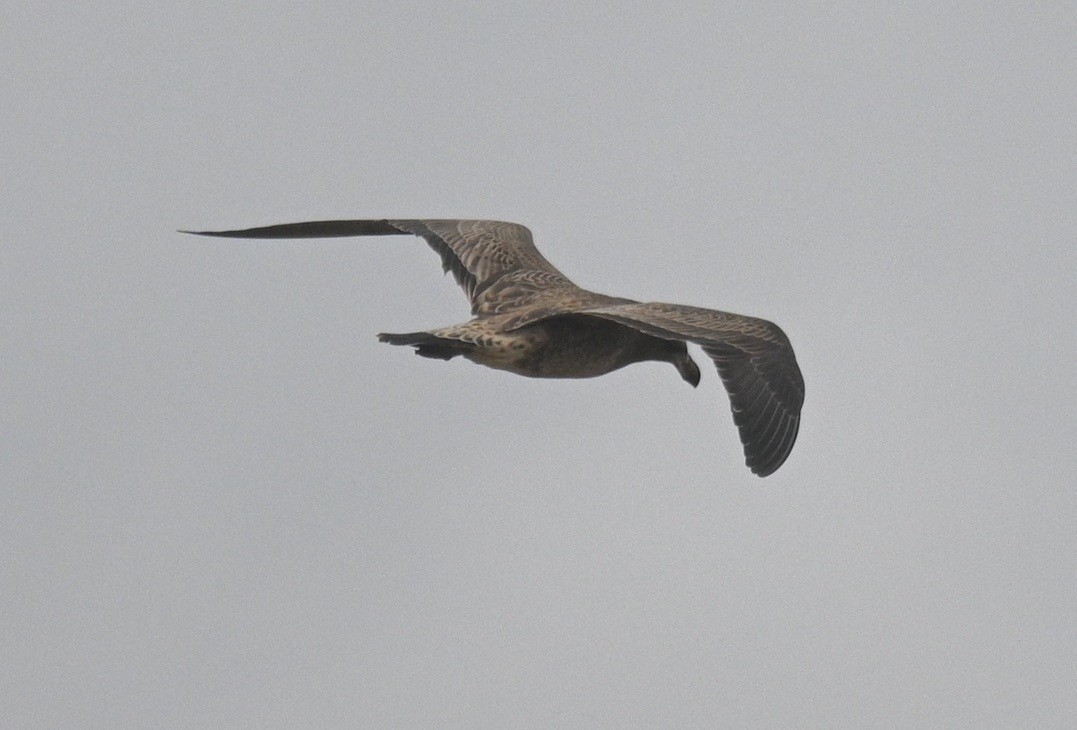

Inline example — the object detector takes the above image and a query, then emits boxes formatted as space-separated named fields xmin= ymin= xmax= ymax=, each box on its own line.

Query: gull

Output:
xmin=185 ymin=219 xmax=804 ymax=476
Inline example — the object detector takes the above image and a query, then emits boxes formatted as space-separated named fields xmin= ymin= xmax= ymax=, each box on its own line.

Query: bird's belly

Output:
xmin=463 ymin=316 xmax=647 ymax=379
xmin=469 ymin=338 xmax=627 ymax=379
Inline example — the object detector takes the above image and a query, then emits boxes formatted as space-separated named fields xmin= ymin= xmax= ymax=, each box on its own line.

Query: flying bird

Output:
xmin=184 ymin=220 xmax=804 ymax=476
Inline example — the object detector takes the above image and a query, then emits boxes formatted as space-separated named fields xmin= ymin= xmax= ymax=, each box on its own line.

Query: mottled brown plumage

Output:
xmin=184 ymin=219 xmax=804 ymax=476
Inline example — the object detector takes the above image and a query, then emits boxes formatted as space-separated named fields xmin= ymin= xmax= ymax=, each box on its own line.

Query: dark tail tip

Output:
xmin=378 ymin=331 xmax=438 ymax=346
xmin=378 ymin=331 xmax=471 ymax=361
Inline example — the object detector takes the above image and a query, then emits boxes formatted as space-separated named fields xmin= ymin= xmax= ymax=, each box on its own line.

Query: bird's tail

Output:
xmin=377 ymin=331 xmax=476 ymax=361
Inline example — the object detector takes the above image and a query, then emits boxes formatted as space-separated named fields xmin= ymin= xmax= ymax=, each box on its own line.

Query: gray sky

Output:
xmin=4 ymin=1 xmax=1075 ymax=726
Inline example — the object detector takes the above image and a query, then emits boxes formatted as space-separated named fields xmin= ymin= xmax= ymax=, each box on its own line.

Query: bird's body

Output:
xmin=384 ymin=311 xmax=696 ymax=381
xmin=185 ymin=219 xmax=804 ymax=476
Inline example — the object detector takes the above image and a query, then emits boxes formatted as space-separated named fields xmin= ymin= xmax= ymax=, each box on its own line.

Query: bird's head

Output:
xmin=675 ymin=351 xmax=701 ymax=388
xmin=656 ymin=339 xmax=701 ymax=388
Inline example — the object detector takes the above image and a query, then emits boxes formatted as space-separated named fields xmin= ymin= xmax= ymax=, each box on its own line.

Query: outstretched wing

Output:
xmin=183 ymin=219 xmax=578 ymax=315
xmin=578 ymin=302 xmax=804 ymax=477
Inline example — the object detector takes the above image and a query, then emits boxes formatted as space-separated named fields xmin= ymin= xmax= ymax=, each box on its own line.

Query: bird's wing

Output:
xmin=183 ymin=219 xmax=577 ymax=315
xmin=576 ymin=301 xmax=804 ymax=476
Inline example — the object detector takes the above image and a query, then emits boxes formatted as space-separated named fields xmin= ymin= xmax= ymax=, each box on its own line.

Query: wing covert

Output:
xmin=385 ymin=220 xmax=576 ymax=314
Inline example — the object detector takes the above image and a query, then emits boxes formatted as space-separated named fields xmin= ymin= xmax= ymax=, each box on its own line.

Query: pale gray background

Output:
xmin=4 ymin=2 xmax=1075 ymax=727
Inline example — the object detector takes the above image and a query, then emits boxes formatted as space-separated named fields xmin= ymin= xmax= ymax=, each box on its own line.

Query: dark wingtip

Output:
xmin=743 ymin=414 xmax=800 ymax=477
xmin=177 ymin=228 xmax=267 ymax=238
xmin=175 ymin=220 xmax=409 ymax=239
xmin=750 ymin=462 xmax=778 ymax=478
xmin=179 ymin=229 xmax=252 ymax=237
xmin=748 ymin=456 xmax=781 ymax=477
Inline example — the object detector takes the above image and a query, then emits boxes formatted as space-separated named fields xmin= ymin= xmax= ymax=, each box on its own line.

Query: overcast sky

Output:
xmin=4 ymin=2 xmax=1075 ymax=726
